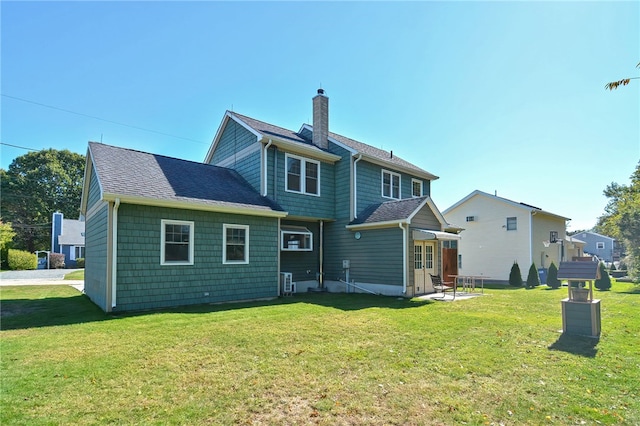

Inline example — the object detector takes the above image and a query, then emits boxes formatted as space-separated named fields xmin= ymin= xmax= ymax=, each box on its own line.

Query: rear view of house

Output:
xmin=81 ymin=90 xmax=460 ymax=312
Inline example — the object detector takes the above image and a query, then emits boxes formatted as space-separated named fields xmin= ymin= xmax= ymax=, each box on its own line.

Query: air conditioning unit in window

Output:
xmin=466 ymin=216 xmax=476 ymax=222
xmin=280 ymin=272 xmax=294 ymax=295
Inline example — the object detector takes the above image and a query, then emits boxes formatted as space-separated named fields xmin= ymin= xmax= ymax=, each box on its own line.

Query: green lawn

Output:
xmin=63 ymin=269 xmax=84 ymax=280
xmin=1 ymin=283 xmax=638 ymax=425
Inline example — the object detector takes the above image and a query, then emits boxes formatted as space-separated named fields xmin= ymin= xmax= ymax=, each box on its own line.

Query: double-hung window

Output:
xmin=382 ymin=169 xmax=401 ymax=199
xmin=161 ymin=220 xmax=194 ymax=265
xmin=411 ymin=179 xmax=423 ymax=197
xmin=286 ymin=154 xmax=320 ymax=196
xmin=223 ymin=224 xmax=249 ymax=264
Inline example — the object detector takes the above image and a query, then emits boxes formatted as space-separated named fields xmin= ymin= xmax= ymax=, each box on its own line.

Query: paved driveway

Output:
xmin=0 ymin=269 xmax=84 ymax=292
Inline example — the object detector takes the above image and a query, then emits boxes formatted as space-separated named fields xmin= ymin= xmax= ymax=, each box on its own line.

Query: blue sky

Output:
xmin=2 ymin=1 xmax=638 ymax=231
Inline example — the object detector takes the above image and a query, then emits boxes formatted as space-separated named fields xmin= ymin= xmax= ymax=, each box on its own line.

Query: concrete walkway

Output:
xmin=417 ymin=291 xmax=484 ymax=302
xmin=0 ymin=269 xmax=84 ymax=292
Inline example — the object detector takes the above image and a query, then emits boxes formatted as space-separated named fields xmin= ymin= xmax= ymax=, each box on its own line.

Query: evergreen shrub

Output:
xmin=509 ymin=262 xmax=523 ymax=287
xmin=547 ymin=262 xmax=561 ymax=289
xmin=7 ymin=249 xmax=37 ymax=270
xmin=526 ymin=263 xmax=541 ymax=288
xmin=595 ymin=262 xmax=612 ymax=291
xmin=76 ymin=258 xmax=85 ymax=268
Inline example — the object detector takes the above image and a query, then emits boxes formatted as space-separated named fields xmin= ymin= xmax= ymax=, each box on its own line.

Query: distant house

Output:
xmin=80 ymin=90 xmax=460 ymax=312
xmin=573 ymin=231 xmax=616 ymax=263
xmin=443 ymin=190 xmax=577 ymax=282
xmin=51 ymin=212 xmax=85 ymax=268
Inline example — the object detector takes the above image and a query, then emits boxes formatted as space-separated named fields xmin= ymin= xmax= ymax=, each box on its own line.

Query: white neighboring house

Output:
xmin=443 ymin=190 xmax=577 ymax=282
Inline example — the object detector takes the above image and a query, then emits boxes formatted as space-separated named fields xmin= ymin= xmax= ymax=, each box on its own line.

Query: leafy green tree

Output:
xmin=547 ymin=262 xmax=561 ymax=289
xmin=595 ymin=262 xmax=612 ymax=291
xmin=595 ymin=162 xmax=640 ymax=281
xmin=0 ymin=220 xmax=16 ymax=251
xmin=1 ymin=149 xmax=85 ymax=252
xmin=526 ymin=263 xmax=541 ymax=289
xmin=509 ymin=262 xmax=523 ymax=287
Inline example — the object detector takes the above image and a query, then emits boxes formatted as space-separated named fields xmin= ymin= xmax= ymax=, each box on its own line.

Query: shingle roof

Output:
xmin=229 ymin=113 xmax=437 ymax=179
xmin=350 ymin=196 xmax=430 ymax=225
xmin=89 ymin=142 xmax=284 ymax=214
xmin=58 ymin=219 xmax=85 ymax=246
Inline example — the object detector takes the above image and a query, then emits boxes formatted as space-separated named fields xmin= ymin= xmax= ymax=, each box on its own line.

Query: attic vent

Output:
xmin=466 ymin=216 xmax=476 ymax=222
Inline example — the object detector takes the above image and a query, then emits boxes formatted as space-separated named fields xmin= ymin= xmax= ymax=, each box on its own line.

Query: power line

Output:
xmin=1 ymin=93 xmax=208 ymax=145
xmin=0 ymin=142 xmax=39 ymax=151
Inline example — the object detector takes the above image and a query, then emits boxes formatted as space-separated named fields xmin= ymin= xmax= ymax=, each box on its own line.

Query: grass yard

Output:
xmin=1 ymin=283 xmax=638 ymax=425
xmin=63 ymin=269 xmax=85 ymax=280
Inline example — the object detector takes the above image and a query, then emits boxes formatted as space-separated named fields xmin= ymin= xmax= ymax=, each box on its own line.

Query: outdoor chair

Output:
xmin=429 ymin=274 xmax=456 ymax=300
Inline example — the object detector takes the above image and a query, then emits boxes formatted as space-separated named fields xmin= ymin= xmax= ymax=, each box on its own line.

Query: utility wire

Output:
xmin=0 ymin=142 xmax=39 ymax=151
xmin=1 ymin=93 xmax=207 ymax=144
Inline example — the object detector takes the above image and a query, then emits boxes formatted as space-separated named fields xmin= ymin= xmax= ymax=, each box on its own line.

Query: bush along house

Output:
xmin=80 ymin=90 xmax=461 ymax=312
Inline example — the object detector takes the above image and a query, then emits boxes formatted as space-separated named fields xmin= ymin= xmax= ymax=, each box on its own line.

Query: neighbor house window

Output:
xmin=286 ymin=154 xmax=320 ymax=196
xmin=596 ymin=242 xmax=605 ymax=249
xmin=411 ymin=179 xmax=423 ymax=197
xmin=506 ymin=217 xmax=517 ymax=231
xmin=382 ymin=169 xmax=401 ymax=199
xmin=161 ymin=220 xmax=194 ymax=265
xmin=223 ymin=224 xmax=249 ymax=264
xmin=74 ymin=246 xmax=85 ymax=259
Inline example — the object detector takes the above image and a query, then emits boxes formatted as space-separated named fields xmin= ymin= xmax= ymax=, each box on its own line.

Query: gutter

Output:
xmin=399 ymin=222 xmax=407 ymax=294
xmin=111 ymin=198 xmax=120 ymax=309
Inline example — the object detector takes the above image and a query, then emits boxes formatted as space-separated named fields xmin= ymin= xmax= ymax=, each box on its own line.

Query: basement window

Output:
xmin=281 ymin=226 xmax=313 ymax=251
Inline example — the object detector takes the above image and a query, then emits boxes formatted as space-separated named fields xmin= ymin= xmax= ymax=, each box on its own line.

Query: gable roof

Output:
xmin=347 ymin=196 xmax=447 ymax=230
xmin=443 ymin=189 xmax=570 ymax=221
xmin=575 ymin=231 xmax=615 ymax=242
xmin=205 ymin=111 xmax=437 ymax=180
xmin=86 ymin=142 xmax=286 ymax=218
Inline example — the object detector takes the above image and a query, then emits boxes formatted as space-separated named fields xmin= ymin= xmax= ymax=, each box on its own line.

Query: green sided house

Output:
xmin=81 ymin=89 xmax=460 ymax=312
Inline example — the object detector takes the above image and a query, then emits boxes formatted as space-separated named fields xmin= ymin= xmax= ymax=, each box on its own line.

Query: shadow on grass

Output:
xmin=1 ymin=290 xmax=434 ymax=331
xmin=548 ymin=333 xmax=599 ymax=358
xmin=1 ymin=293 xmax=108 ymax=331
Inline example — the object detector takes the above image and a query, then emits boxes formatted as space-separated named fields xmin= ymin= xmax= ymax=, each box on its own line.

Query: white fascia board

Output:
xmin=204 ymin=112 xmax=262 ymax=164
xmin=359 ymin=154 xmax=439 ymax=181
xmin=266 ymin=138 xmax=341 ymax=163
xmin=101 ymin=193 xmax=288 ymax=218
xmin=346 ymin=219 xmax=409 ymax=231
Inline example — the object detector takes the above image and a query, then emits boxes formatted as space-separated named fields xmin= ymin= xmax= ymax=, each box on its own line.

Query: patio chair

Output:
xmin=429 ymin=274 xmax=456 ymax=300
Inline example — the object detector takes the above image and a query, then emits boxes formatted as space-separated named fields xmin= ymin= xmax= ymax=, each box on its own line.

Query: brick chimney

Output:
xmin=312 ymin=89 xmax=328 ymax=149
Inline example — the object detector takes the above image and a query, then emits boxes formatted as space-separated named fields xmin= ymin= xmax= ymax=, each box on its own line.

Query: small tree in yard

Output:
xmin=595 ymin=262 xmax=612 ymax=291
xmin=526 ymin=263 xmax=541 ymax=288
xmin=509 ymin=262 xmax=523 ymax=287
xmin=547 ymin=262 xmax=561 ymax=289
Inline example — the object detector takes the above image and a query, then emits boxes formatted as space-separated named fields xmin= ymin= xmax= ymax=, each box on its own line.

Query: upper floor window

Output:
xmin=411 ymin=179 xmax=423 ymax=198
xmin=286 ymin=154 xmax=319 ymax=196
xmin=382 ymin=169 xmax=400 ymax=199
xmin=223 ymin=224 xmax=249 ymax=264
xmin=506 ymin=217 xmax=517 ymax=231
xmin=161 ymin=219 xmax=194 ymax=265
xmin=596 ymin=242 xmax=605 ymax=249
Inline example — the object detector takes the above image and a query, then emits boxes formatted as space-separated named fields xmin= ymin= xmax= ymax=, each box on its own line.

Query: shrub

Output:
xmin=595 ymin=261 xmax=612 ymax=291
xmin=547 ymin=262 xmax=561 ymax=289
xmin=509 ymin=262 xmax=523 ymax=287
xmin=75 ymin=257 xmax=85 ymax=268
xmin=526 ymin=263 xmax=541 ymax=288
xmin=50 ymin=253 xmax=66 ymax=269
xmin=7 ymin=249 xmax=37 ymax=270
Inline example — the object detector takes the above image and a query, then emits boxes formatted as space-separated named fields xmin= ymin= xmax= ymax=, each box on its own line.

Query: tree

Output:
xmin=1 ymin=149 xmax=85 ymax=252
xmin=547 ymin=262 xmax=561 ymax=289
xmin=509 ymin=262 xmax=523 ymax=287
xmin=605 ymin=62 xmax=640 ymax=90
xmin=0 ymin=220 xmax=16 ymax=251
xmin=526 ymin=263 xmax=541 ymax=289
xmin=595 ymin=162 xmax=640 ymax=281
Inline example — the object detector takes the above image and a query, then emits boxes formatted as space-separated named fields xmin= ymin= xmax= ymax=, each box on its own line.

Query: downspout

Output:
xmin=262 ymin=139 xmax=273 ymax=196
xmin=399 ymin=222 xmax=407 ymax=294
xmin=111 ymin=198 xmax=120 ymax=309
xmin=353 ymin=154 xmax=362 ymax=219
xmin=319 ymin=220 xmax=324 ymax=288
xmin=529 ymin=211 xmax=534 ymax=267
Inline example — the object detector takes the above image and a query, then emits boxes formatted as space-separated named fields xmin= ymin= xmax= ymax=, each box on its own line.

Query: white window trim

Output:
xmin=285 ymin=153 xmax=321 ymax=197
xmin=161 ymin=219 xmax=194 ymax=266
xmin=381 ymin=169 xmax=401 ymax=200
xmin=596 ymin=242 xmax=605 ymax=249
xmin=411 ymin=178 xmax=423 ymax=198
xmin=281 ymin=226 xmax=313 ymax=251
xmin=223 ymin=224 xmax=250 ymax=265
